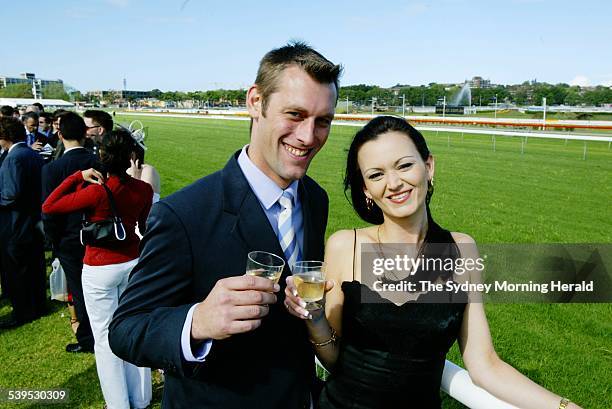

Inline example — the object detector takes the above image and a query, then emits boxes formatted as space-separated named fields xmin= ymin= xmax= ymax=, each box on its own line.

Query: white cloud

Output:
xmin=143 ymin=16 xmax=195 ymax=24
xmin=602 ymin=79 xmax=612 ymax=87
xmin=404 ymin=2 xmax=429 ymax=17
xmin=106 ymin=0 xmax=129 ymax=8
xmin=569 ymin=75 xmax=589 ymax=87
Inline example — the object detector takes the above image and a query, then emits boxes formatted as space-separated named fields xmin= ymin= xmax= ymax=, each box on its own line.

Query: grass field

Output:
xmin=0 ymin=114 xmax=610 ymax=408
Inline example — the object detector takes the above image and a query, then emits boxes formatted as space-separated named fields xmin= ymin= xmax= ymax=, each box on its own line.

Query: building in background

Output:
xmin=0 ymin=73 xmax=64 ymax=99
xmin=470 ymin=76 xmax=492 ymax=89
xmin=86 ymin=90 xmax=152 ymax=105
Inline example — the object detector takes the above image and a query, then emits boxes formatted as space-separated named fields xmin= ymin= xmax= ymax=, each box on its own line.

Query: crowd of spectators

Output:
xmin=0 ymin=104 xmax=159 ymax=409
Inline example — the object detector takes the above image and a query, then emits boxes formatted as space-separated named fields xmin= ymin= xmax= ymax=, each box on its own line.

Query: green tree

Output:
xmin=42 ymin=83 xmax=70 ymax=100
xmin=0 ymin=83 xmax=32 ymax=98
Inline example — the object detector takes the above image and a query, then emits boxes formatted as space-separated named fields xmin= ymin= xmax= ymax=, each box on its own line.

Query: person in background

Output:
xmin=23 ymin=112 xmax=47 ymax=150
xmin=51 ymin=109 xmax=69 ymax=160
xmin=26 ymin=104 xmax=41 ymax=114
xmin=83 ymin=110 xmax=113 ymax=157
xmin=32 ymin=102 xmax=44 ymax=112
xmin=42 ymin=112 xmax=98 ymax=354
xmin=43 ymin=129 xmax=153 ymax=409
xmin=126 ymin=132 xmax=160 ymax=203
xmin=39 ymin=112 xmax=54 ymax=139
xmin=0 ymin=117 xmax=46 ymax=328
xmin=0 ymin=107 xmax=10 ymax=301
xmin=0 ymin=106 xmax=14 ymax=118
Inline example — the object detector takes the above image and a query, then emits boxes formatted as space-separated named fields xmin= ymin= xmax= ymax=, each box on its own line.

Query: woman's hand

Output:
xmin=284 ymin=276 xmax=334 ymax=320
xmin=81 ymin=168 xmax=105 ymax=185
xmin=129 ymin=158 xmax=142 ymax=179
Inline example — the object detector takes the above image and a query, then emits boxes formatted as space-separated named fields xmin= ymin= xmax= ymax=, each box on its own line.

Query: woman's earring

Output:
xmin=365 ymin=197 xmax=373 ymax=211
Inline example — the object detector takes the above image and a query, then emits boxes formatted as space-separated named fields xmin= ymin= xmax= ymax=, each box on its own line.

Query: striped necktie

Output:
xmin=277 ymin=190 xmax=300 ymax=267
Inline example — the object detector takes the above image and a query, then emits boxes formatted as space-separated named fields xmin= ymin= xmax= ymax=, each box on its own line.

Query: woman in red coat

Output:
xmin=43 ymin=128 xmax=153 ymax=409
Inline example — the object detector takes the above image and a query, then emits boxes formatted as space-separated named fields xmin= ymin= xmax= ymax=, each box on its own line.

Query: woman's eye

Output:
xmin=398 ymin=163 xmax=414 ymax=170
xmin=368 ymin=173 xmax=383 ymax=180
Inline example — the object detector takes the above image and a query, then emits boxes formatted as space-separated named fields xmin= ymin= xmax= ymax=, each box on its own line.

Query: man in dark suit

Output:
xmin=0 ymin=116 xmax=47 ymax=328
xmin=109 ymin=42 xmax=341 ymax=408
xmin=23 ymin=111 xmax=48 ymax=149
xmin=42 ymin=112 xmax=98 ymax=352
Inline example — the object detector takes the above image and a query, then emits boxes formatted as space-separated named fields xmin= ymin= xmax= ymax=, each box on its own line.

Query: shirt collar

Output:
xmin=64 ymin=146 xmax=85 ymax=154
xmin=237 ymin=145 xmax=299 ymax=210
xmin=8 ymin=141 xmax=26 ymax=153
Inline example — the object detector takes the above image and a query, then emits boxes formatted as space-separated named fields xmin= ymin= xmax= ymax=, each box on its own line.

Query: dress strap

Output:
xmin=352 ymin=229 xmax=357 ymax=281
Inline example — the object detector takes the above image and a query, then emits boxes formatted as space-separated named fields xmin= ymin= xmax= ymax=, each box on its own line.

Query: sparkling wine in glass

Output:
xmin=293 ymin=260 xmax=326 ymax=311
xmin=246 ymin=251 xmax=285 ymax=283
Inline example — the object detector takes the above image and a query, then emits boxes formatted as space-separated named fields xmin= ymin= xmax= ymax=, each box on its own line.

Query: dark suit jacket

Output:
xmin=110 ymin=151 xmax=329 ymax=409
xmin=41 ymin=147 xmax=99 ymax=248
xmin=26 ymin=130 xmax=48 ymax=146
xmin=0 ymin=143 xmax=44 ymax=244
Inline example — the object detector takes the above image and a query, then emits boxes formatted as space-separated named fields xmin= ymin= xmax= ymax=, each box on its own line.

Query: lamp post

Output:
xmin=400 ymin=94 xmax=406 ymax=118
xmin=494 ymin=94 xmax=498 ymax=120
xmin=346 ymin=96 xmax=349 ymax=114
xmin=542 ymin=97 xmax=547 ymax=130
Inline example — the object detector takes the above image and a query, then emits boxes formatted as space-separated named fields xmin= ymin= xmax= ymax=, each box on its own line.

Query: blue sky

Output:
xmin=1 ymin=0 xmax=610 ymax=91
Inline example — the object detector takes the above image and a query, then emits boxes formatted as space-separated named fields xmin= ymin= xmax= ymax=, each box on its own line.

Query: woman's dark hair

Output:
xmin=98 ymin=129 xmax=133 ymax=181
xmin=344 ymin=115 xmax=433 ymax=225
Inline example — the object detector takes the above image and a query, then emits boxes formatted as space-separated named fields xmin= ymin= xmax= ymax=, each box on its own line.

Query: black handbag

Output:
xmin=80 ymin=184 xmax=127 ymax=246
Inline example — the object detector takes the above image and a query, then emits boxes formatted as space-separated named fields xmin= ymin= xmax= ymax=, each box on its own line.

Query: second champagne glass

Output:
xmin=293 ymin=260 xmax=326 ymax=311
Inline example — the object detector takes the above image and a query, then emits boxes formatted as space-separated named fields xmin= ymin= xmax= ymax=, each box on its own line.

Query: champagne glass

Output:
xmin=292 ymin=261 xmax=326 ymax=311
xmin=246 ymin=251 xmax=285 ymax=283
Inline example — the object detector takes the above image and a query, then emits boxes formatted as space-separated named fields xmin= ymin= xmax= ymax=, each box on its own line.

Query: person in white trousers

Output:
xmin=82 ymin=260 xmax=152 ymax=409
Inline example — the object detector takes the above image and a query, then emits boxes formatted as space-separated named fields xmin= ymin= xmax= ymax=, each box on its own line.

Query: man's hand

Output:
xmin=191 ymin=275 xmax=280 ymax=341
xmin=31 ymin=141 xmax=44 ymax=151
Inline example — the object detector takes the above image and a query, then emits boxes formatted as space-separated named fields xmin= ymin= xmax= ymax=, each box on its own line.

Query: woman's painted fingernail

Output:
xmin=299 ymin=300 xmax=307 ymax=308
xmin=292 ymin=289 xmax=298 ymax=297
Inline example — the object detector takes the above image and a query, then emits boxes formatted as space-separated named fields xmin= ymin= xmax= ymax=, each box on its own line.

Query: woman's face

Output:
xmin=358 ymin=131 xmax=434 ymax=221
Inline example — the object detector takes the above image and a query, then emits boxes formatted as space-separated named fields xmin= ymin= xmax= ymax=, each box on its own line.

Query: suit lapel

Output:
xmin=222 ymin=153 xmax=284 ymax=259
xmin=299 ymin=180 xmax=317 ymax=261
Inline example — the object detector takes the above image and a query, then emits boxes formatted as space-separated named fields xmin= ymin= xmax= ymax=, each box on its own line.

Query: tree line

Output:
xmin=1 ymin=81 xmax=610 ymax=107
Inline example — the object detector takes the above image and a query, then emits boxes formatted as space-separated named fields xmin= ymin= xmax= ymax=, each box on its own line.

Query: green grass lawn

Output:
xmin=1 ymin=114 xmax=610 ymax=408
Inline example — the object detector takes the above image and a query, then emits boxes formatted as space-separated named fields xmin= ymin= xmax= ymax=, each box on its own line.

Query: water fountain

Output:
xmin=436 ymin=82 xmax=473 ymax=115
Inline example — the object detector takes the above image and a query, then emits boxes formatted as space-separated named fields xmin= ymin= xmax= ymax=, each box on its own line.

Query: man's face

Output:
xmin=39 ymin=117 xmax=51 ymax=132
xmin=247 ymin=66 xmax=337 ymax=188
xmin=84 ymin=117 xmax=103 ymax=140
xmin=25 ymin=117 xmax=38 ymax=133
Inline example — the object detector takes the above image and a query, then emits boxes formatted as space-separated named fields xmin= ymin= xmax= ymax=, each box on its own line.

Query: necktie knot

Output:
xmin=279 ymin=191 xmax=294 ymax=210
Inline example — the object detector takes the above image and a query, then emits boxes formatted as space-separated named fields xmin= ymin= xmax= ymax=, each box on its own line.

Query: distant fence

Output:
xmin=117 ymin=111 xmax=612 ymax=159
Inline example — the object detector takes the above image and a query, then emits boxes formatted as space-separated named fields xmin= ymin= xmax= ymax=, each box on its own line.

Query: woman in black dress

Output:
xmin=284 ymin=116 xmax=581 ymax=409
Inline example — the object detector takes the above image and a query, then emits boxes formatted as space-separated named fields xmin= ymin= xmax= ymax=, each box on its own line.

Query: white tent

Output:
xmin=0 ymin=97 xmax=74 ymax=108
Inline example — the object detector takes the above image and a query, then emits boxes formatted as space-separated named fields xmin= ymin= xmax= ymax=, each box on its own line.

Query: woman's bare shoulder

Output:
xmin=451 ymin=231 xmax=476 ymax=244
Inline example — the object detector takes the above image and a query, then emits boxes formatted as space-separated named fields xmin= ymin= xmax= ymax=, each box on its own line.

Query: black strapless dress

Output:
xmin=318 ymin=224 xmax=466 ymax=409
